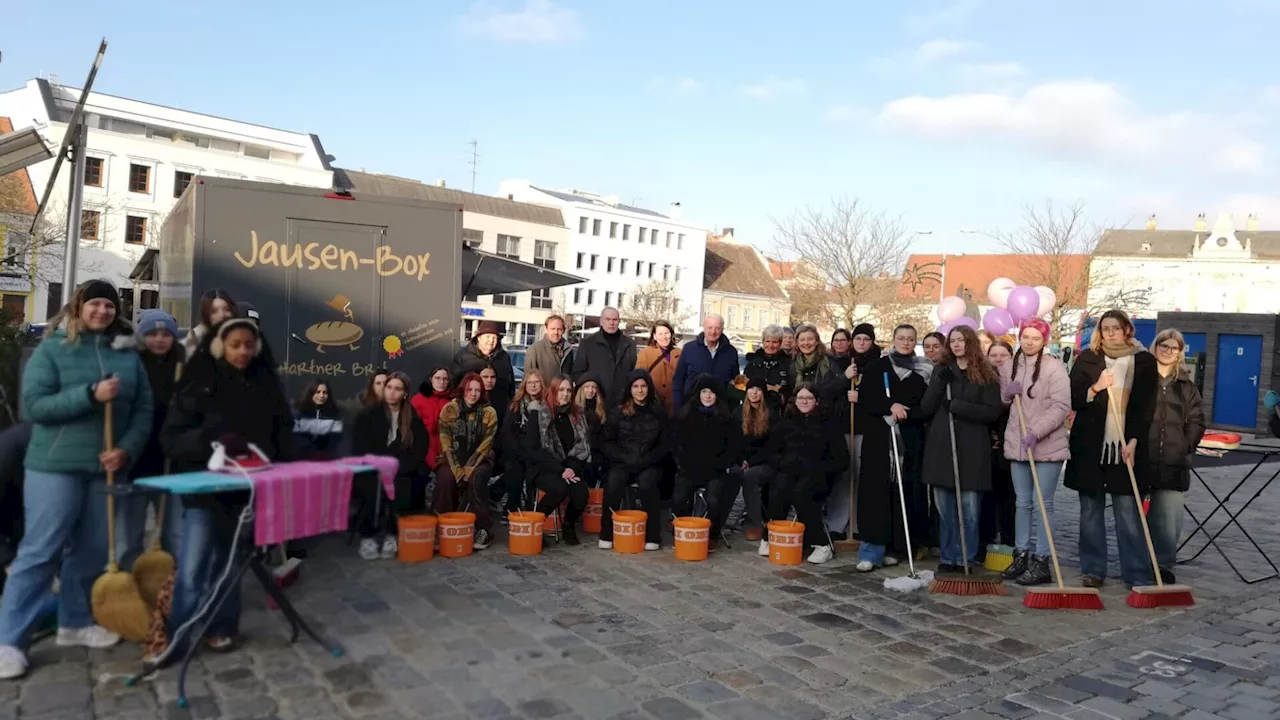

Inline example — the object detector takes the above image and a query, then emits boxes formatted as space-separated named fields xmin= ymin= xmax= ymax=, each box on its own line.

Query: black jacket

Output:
xmin=918 ymin=364 xmax=1003 ymax=492
xmin=768 ymin=408 xmax=849 ymax=480
xmin=674 ymin=376 xmax=741 ymax=475
xmin=572 ymin=329 xmax=637 ymax=405
xmin=734 ymin=403 xmax=780 ymax=467
xmin=500 ymin=397 xmax=540 ymax=468
xmin=1148 ymin=368 xmax=1206 ymax=492
xmin=451 ymin=342 xmax=516 ymax=419
xmin=135 ymin=344 xmax=186 ymax=480
xmin=789 ymin=353 xmax=845 ymax=412
xmin=743 ymin=349 xmax=790 ymax=409
xmin=602 ymin=369 xmax=669 ymax=473
xmin=524 ymin=403 xmax=592 ymax=480
xmin=351 ymin=403 xmax=429 ymax=478
xmin=1065 ymin=348 xmax=1159 ymax=495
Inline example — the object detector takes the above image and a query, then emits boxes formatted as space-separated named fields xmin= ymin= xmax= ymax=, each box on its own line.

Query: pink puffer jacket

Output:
xmin=1000 ymin=352 xmax=1071 ymax=462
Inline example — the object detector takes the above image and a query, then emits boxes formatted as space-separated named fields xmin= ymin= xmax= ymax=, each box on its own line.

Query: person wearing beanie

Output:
xmin=235 ymin=302 xmax=259 ymax=324
xmin=671 ymin=375 xmax=742 ymax=551
xmin=734 ymin=376 xmax=781 ymax=541
xmin=826 ymin=323 xmax=877 ymax=539
xmin=0 ymin=280 xmax=153 ymax=679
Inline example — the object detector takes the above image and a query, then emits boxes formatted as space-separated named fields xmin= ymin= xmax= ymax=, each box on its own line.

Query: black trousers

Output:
xmin=980 ymin=458 xmax=1016 ymax=550
xmin=600 ymin=466 xmax=662 ymax=544
xmin=767 ymin=471 xmax=830 ymax=549
xmin=504 ymin=457 xmax=531 ymax=512
xmin=671 ymin=469 xmax=742 ymax=537
xmin=356 ymin=471 xmax=429 ymax=538
xmin=533 ymin=468 xmax=590 ymax=526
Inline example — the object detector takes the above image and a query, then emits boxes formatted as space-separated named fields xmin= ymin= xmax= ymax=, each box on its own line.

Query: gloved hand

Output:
xmin=1021 ymin=432 xmax=1038 ymax=452
xmin=1003 ymin=380 xmax=1022 ymax=401
xmin=935 ymin=364 xmax=954 ymax=384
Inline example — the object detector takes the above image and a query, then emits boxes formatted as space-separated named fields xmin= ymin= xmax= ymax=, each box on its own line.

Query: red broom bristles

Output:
xmin=930 ymin=577 xmax=1008 ymax=596
xmin=1126 ymin=586 xmax=1195 ymax=608
xmin=1023 ymin=587 xmax=1104 ymax=610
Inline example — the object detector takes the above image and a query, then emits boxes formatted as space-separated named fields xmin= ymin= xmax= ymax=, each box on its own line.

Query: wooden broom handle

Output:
xmin=104 ymin=400 xmax=118 ymax=569
xmin=1106 ymin=391 xmax=1165 ymax=588
xmin=1014 ymin=396 xmax=1067 ymax=591
xmin=848 ymin=377 xmax=856 ymax=527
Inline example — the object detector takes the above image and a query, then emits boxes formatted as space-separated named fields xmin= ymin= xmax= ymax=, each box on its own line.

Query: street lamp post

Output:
xmin=915 ymin=229 xmax=979 ymax=302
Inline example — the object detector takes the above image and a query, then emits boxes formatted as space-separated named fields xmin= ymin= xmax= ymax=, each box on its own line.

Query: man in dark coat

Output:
xmin=673 ymin=314 xmax=740 ymax=409
xmin=571 ymin=307 xmax=636 ymax=404
xmin=451 ymin=320 xmax=517 ymax=414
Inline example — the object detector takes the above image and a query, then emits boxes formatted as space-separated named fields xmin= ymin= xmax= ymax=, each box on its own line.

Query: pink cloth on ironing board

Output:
xmin=252 ymin=461 xmax=355 ymax=546
xmin=338 ymin=455 xmax=400 ymax=500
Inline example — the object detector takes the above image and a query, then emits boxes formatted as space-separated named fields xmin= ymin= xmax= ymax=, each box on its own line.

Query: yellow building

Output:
xmin=701 ymin=229 xmax=790 ymax=351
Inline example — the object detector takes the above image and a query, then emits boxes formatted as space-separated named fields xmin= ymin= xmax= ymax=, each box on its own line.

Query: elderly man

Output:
xmin=526 ymin=314 xmax=575 ymax=382
xmin=673 ymin=314 xmax=740 ymax=409
xmin=571 ymin=307 xmax=637 ymax=403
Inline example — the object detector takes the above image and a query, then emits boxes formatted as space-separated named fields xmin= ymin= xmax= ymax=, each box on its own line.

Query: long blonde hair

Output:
xmin=741 ymin=391 xmax=770 ymax=437
xmin=574 ymin=380 xmax=606 ymax=425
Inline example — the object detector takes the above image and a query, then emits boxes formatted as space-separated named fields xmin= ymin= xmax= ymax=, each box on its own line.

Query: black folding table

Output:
xmin=1178 ymin=439 xmax=1280 ymax=584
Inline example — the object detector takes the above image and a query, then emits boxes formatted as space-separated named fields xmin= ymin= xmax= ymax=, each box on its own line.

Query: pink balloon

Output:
xmin=1006 ymin=286 xmax=1040 ymax=322
xmin=937 ymin=296 xmax=967 ymax=323
xmin=1034 ymin=286 xmax=1057 ymax=317
xmin=982 ymin=308 xmax=1015 ymax=335
xmin=936 ymin=321 xmax=956 ymax=337
xmin=987 ymin=277 xmax=1017 ymax=309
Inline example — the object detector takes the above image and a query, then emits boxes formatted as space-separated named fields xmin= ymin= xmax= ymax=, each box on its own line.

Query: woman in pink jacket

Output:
xmin=999 ymin=319 xmax=1071 ymax=586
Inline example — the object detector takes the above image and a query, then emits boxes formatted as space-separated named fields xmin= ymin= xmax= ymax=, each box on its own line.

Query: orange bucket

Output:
xmin=507 ymin=511 xmax=545 ymax=556
xmin=611 ymin=510 xmax=647 ymax=554
xmin=582 ymin=487 xmax=604 ymax=534
xmin=767 ymin=520 xmax=805 ymax=566
xmin=437 ymin=512 xmax=476 ymax=558
xmin=672 ymin=517 xmax=711 ymax=561
xmin=397 ymin=515 xmax=437 ymax=563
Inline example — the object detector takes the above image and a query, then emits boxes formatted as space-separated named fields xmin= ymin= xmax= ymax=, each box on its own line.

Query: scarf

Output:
xmin=450 ymin=401 xmax=486 ymax=463
xmin=792 ymin=351 xmax=830 ymax=384
xmin=536 ymin=403 xmax=591 ymax=463
xmin=890 ymin=350 xmax=933 ymax=382
xmin=1100 ymin=340 xmax=1143 ymax=465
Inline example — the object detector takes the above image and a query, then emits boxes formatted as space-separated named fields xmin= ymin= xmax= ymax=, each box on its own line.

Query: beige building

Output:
xmin=701 ymin=230 xmax=790 ymax=350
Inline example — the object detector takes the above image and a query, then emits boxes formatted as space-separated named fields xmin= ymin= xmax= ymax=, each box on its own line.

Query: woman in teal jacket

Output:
xmin=0 ymin=280 xmax=152 ymax=680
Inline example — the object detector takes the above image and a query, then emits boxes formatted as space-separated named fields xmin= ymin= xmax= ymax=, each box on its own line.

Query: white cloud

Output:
xmin=740 ymin=76 xmax=807 ymax=101
xmin=878 ymin=80 xmax=1266 ymax=174
xmin=458 ymin=0 xmax=583 ymax=44
xmin=915 ymin=39 xmax=981 ymax=63
xmin=649 ymin=76 xmax=702 ymax=95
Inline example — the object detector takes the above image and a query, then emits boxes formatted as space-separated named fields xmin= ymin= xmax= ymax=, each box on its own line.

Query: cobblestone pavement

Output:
xmin=5 ymin=460 xmax=1280 ymax=719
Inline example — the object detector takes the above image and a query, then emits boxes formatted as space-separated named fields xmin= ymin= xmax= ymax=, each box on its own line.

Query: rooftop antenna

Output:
xmin=467 ymin=139 xmax=479 ymax=193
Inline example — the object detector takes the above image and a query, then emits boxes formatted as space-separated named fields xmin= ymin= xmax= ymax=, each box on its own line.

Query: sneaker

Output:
xmin=1016 ymin=554 xmax=1052 ymax=586
xmin=758 ymin=539 xmax=770 ymax=557
xmin=644 ymin=542 xmax=660 ymax=551
xmin=884 ymin=556 xmax=900 ymax=567
xmin=1002 ymin=548 xmax=1029 ymax=581
xmin=598 ymin=539 xmax=613 ymax=550
xmin=707 ymin=537 xmax=719 ymax=554
xmin=380 ymin=537 xmax=398 ymax=559
xmin=473 ymin=529 xmax=492 ymax=550
xmin=0 ymin=646 xmax=28 ymax=680
xmin=806 ymin=546 xmax=834 ymax=565
xmin=56 ymin=626 xmax=119 ymax=649
xmin=358 ymin=538 xmax=379 ymax=560
xmin=855 ymin=560 xmax=874 ymax=573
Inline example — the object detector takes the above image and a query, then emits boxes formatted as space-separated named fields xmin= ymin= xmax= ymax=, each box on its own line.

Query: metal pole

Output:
xmin=61 ymin=121 xmax=88 ymax=305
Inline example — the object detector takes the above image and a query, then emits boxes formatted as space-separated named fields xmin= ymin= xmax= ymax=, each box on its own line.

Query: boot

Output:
xmin=1016 ymin=554 xmax=1052 ymax=586
xmin=562 ymin=524 xmax=580 ymax=546
xmin=1001 ymin=548 xmax=1029 ymax=580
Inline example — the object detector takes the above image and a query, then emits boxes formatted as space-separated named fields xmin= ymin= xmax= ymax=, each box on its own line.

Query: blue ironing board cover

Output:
xmin=135 ymin=465 xmax=375 ymax=495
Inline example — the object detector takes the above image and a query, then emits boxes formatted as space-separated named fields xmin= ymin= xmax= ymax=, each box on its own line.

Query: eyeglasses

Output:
xmin=1156 ymin=343 xmax=1182 ymax=353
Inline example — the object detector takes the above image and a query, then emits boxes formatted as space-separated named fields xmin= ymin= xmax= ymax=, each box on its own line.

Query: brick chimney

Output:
xmin=722 ymin=227 xmax=735 ymax=238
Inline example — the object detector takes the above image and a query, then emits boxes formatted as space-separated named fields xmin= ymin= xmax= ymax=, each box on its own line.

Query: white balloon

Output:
xmin=1034 ymin=286 xmax=1057 ymax=317
xmin=987 ymin=277 xmax=1017 ymax=309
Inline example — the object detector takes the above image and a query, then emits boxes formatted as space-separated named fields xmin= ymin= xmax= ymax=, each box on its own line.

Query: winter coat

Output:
xmin=0 ymin=423 xmax=31 ymax=545
xmin=674 ymin=377 xmax=741 ymax=476
xmin=438 ymin=399 xmax=498 ymax=474
xmin=1000 ymin=352 xmax=1071 ymax=462
xmin=734 ymin=403 xmax=780 ymax=467
xmin=134 ymin=343 xmax=186 ymax=479
xmin=767 ymin=408 xmax=849 ymax=480
xmin=450 ymin=342 xmax=516 ymax=418
xmin=22 ymin=326 xmax=153 ymax=474
xmin=351 ymin=403 xmax=429 ymax=479
xmin=919 ymin=363 xmax=1003 ymax=493
xmin=743 ymin=349 xmax=790 ymax=410
xmin=789 ymin=352 xmax=845 ymax=410
xmin=828 ymin=353 xmax=854 ymax=435
xmin=181 ymin=324 xmax=209 ymax=361
xmin=602 ymin=369 xmax=670 ymax=473
xmin=525 ymin=336 xmax=575 ymax=384
xmin=673 ymin=334 xmax=740 ymax=409
xmin=525 ymin=402 xmax=592 ymax=480
xmin=635 ymin=345 xmax=681 ymax=415
xmin=500 ymin=397 xmax=541 ymax=469
xmin=1065 ymin=348 xmax=1158 ymax=496
xmin=410 ymin=388 xmax=452 ymax=469
xmin=847 ymin=348 xmax=881 ymax=437
xmin=292 ymin=403 xmax=345 ymax=459
xmin=1148 ymin=368 xmax=1206 ymax=492
xmin=572 ymin=329 xmax=638 ymax=405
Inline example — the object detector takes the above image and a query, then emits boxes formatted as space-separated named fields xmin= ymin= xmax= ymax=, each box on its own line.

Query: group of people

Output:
xmin=0 ymin=282 xmax=1210 ymax=680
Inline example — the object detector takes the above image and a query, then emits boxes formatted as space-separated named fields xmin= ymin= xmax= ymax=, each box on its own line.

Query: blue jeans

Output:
xmin=1010 ymin=461 xmax=1063 ymax=556
xmin=117 ymin=492 xmax=184 ymax=571
xmin=1146 ymin=489 xmax=1183 ymax=578
xmin=933 ymin=486 xmax=981 ymax=566
xmin=167 ymin=504 xmax=241 ymax=643
xmin=0 ymin=470 xmax=108 ymax=647
xmin=1078 ymin=492 xmax=1154 ymax=586
xmin=858 ymin=542 xmax=887 ymax=566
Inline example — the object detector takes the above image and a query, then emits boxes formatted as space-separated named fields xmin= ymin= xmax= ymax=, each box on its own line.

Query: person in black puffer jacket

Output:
xmin=672 ymin=375 xmax=742 ymax=549
xmin=293 ymin=378 xmax=345 ymax=459
xmin=351 ymin=371 xmax=430 ymax=560
xmin=599 ymin=369 xmax=669 ymax=550
xmin=499 ymin=372 xmax=546 ymax=513
xmin=451 ymin=321 xmax=516 ymax=421
xmin=574 ymin=373 xmax=609 ymax=486
xmin=764 ymin=381 xmax=849 ymax=564
xmin=734 ymin=378 xmax=782 ymax=542
xmin=524 ymin=375 xmax=591 ymax=545
xmin=743 ymin=325 xmax=791 ymax=410
xmin=825 ymin=324 xmax=878 ymax=540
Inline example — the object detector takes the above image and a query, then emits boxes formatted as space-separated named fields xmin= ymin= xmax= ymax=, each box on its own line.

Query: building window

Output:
xmin=592 ymin=219 xmax=601 ymax=236
xmin=519 ymin=322 xmax=537 ymax=346
xmin=774 ymin=311 xmax=782 ymax=325
xmin=744 ymin=307 xmax=754 ymax=330
xmin=534 ymin=240 xmax=556 ymax=269
xmin=244 ymin=145 xmax=271 ymax=160
xmin=574 ymin=288 xmax=583 ymax=304
xmin=45 ymin=282 xmax=63 ymax=320
xmin=662 ymin=265 xmax=670 ymax=280
xmin=84 ymin=157 xmax=104 ymax=188
xmin=173 ymin=171 xmax=193 ymax=198
xmin=617 ymin=292 xmax=626 ymax=309
xmin=607 ymin=257 xmax=615 ymax=273
xmin=638 ymin=228 xmax=646 ymax=243
xmin=81 ymin=210 xmax=101 ymax=240
xmin=605 ymin=291 xmax=613 ymax=306
xmin=587 ymin=289 xmax=596 ymax=305
xmin=671 ymin=299 xmax=679 ymax=315
xmin=666 ymin=232 xmax=673 ymax=247
xmin=125 ymin=215 xmax=148 ymax=245
xmin=462 ymin=228 xmax=483 ymax=249
xmin=531 ymin=288 xmax=553 ymax=310
xmin=727 ymin=306 xmax=737 ymax=329
xmin=128 ymin=164 xmax=151 ymax=194
xmin=579 ymin=217 xmax=588 ymax=233
xmin=678 ymin=233 xmax=685 ymax=249
xmin=494 ymin=293 xmax=518 ymax=306
xmin=590 ymin=254 xmax=598 ymax=271
xmin=648 ymin=262 xmax=655 ymax=278
xmin=636 ymin=262 xmax=643 ymax=277
xmin=620 ymin=259 xmax=628 ymax=274
xmin=650 ymin=231 xmax=657 ymax=246
xmin=610 ymin=222 xmax=618 ymax=239
xmin=576 ymin=252 xmax=585 ymax=269
xmin=675 ymin=268 xmax=682 ymax=282
xmin=623 ymin=224 xmax=631 ymax=241
xmin=496 ymin=234 xmax=520 ymax=259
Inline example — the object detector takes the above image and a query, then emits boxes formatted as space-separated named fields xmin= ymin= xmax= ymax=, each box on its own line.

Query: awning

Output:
xmin=462 ymin=246 xmax=584 ymax=298
xmin=127 ymin=247 xmax=159 ymax=282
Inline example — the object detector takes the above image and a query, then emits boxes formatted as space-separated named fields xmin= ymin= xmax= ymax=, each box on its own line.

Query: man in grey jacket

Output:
xmin=525 ymin=314 xmax=575 ymax=382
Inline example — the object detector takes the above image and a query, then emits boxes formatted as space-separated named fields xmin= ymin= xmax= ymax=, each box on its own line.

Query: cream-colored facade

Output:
xmin=701 ymin=291 xmax=792 ymax=349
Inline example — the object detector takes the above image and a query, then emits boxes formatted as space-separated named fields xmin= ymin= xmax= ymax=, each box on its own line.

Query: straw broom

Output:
xmin=92 ymin=401 xmax=152 ymax=641
xmin=132 ymin=363 xmax=181 ymax=608
xmin=1015 ymin=396 xmax=1104 ymax=610
xmin=834 ymin=375 xmax=860 ymax=553
xmin=1106 ymin=393 xmax=1195 ymax=608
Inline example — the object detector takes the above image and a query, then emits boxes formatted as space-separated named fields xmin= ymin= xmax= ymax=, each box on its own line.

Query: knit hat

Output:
xmin=81 ymin=280 xmax=119 ymax=308
xmin=851 ymin=323 xmax=876 ymax=342
xmin=1019 ymin=319 xmax=1052 ymax=340
xmin=236 ymin=301 xmax=260 ymax=324
xmin=138 ymin=309 xmax=178 ymax=339
xmin=747 ymin=376 xmax=768 ymax=392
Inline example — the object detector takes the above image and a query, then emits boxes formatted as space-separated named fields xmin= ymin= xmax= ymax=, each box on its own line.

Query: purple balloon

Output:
xmin=1006 ymin=285 xmax=1041 ymax=322
xmin=936 ymin=321 xmax=955 ymax=337
xmin=954 ymin=317 xmax=978 ymax=330
xmin=983 ymin=307 xmax=1015 ymax=335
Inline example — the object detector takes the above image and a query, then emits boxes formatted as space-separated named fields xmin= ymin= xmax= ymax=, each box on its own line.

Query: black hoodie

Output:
xmin=602 ymin=369 xmax=671 ymax=473
xmin=768 ymin=405 xmax=849 ymax=479
xmin=135 ymin=341 xmax=186 ymax=479
xmin=674 ymin=375 xmax=742 ymax=475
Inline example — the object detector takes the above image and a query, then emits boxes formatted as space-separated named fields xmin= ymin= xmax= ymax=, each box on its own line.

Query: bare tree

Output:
xmin=772 ymin=196 xmax=913 ymax=330
xmin=1 ymin=188 xmax=117 ymax=286
xmin=992 ymin=199 xmax=1150 ymax=342
xmin=622 ymin=279 xmax=696 ymax=330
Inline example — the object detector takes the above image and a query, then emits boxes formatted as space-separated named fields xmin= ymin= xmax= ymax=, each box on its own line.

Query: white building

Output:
xmin=1092 ymin=213 xmax=1280 ymax=314
xmin=498 ymin=180 xmax=708 ymax=335
xmin=336 ymin=170 xmax=571 ymax=346
xmin=0 ymin=78 xmax=334 ymax=322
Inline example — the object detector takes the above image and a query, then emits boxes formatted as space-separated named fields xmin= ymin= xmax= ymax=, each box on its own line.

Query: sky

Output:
xmin=3 ymin=0 xmax=1279 ymax=257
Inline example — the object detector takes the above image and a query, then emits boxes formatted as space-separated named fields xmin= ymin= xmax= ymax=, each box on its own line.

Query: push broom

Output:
xmin=833 ymin=375 xmax=861 ymax=554
xmin=882 ymin=374 xmax=933 ymax=593
xmin=1106 ymin=393 xmax=1195 ymax=608
xmin=930 ymin=385 xmax=1006 ymax=596
xmin=92 ymin=401 xmax=152 ymax=641
xmin=1015 ymin=396 xmax=1104 ymax=610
